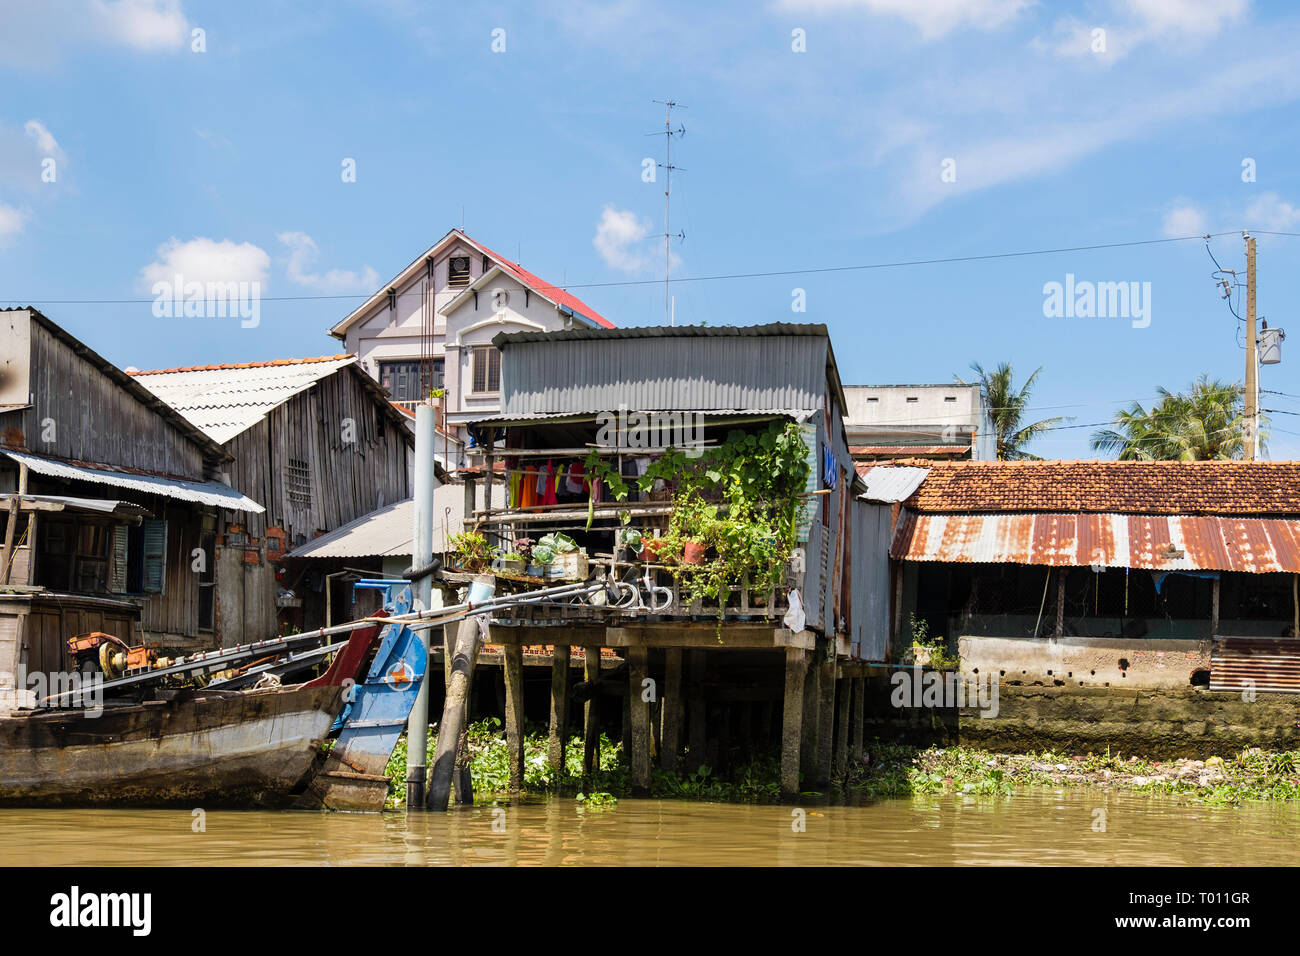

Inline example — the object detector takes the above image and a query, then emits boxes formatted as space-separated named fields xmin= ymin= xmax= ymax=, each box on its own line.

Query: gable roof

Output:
xmin=5 ymin=307 xmax=230 ymax=463
xmin=129 ymin=355 xmax=364 ymax=445
xmin=329 ymin=228 xmax=614 ymax=339
xmin=896 ymin=459 xmax=1300 ymax=516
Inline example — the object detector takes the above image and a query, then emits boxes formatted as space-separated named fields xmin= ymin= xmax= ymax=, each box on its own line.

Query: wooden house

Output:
xmin=0 ymin=308 xmax=264 ymax=713
xmin=455 ymin=323 xmax=872 ymax=795
xmin=130 ymin=355 xmax=414 ymax=645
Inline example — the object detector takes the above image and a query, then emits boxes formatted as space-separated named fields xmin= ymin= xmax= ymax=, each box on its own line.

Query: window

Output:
xmin=944 ymin=396 xmax=957 ymax=402
xmin=197 ymin=531 xmax=215 ymax=630
xmin=448 ymin=256 xmax=471 ymax=288
xmin=140 ymin=518 xmax=168 ymax=594
xmin=905 ymin=396 xmax=919 ymax=403
xmin=287 ymin=458 xmax=312 ymax=509
xmin=379 ymin=359 xmax=444 ymax=402
xmin=482 ymin=254 xmax=491 ymax=274
xmin=471 ymin=346 xmax=501 ymax=394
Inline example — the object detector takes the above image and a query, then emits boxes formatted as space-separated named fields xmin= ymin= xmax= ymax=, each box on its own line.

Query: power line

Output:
xmin=5 ymin=230 xmax=1254 ymax=307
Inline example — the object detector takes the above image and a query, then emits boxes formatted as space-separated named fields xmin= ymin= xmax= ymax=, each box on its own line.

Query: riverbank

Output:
xmin=385 ymin=721 xmax=1300 ymax=808
xmin=854 ymin=743 xmax=1300 ymax=806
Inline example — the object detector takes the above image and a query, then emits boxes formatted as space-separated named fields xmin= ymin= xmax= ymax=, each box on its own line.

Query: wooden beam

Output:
xmin=492 ymin=624 xmax=607 ymax=646
xmin=503 ymin=643 xmax=525 ymax=792
xmin=428 ymin=616 xmax=480 ymax=811
xmin=661 ymin=647 xmax=683 ymax=772
xmin=628 ymin=645 xmax=651 ymax=794
xmin=582 ymin=646 xmax=601 ymax=774
xmin=781 ymin=646 xmax=806 ymax=796
xmin=547 ymin=644 xmax=570 ymax=776
xmin=1211 ymin=576 xmax=1221 ymax=637
xmin=604 ymin=625 xmax=813 ymax=650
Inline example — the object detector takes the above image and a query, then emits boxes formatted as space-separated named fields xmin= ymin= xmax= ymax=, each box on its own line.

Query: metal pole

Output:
xmin=406 ymin=403 xmax=438 ymax=809
xmin=1245 ymin=233 xmax=1258 ymax=460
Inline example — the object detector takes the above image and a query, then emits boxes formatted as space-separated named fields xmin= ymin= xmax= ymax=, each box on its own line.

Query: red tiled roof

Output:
xmin=898 ymin=459 xmax=1300 ymax=516
xmin=472 ymin=237 xmax=615 ymax=329
xmin=851 ymin=444 xmax=971 ymax=457
xmin=127 ymin=355 xmax=353 ymax=376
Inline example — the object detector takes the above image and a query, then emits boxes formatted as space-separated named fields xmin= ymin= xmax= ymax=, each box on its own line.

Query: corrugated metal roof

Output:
xmin=130 ymin=356 xmax=356 ymax=444
xmin=3 ymin=450 xmax=264 ymax=513
xmin=891 ymin=510 xmax=1300 ymax=573
xmin=860 ymin=465 xmax=930 ymax=503
xmin=493 ymin=322 xmax=830 ymax=346
xmin=468 ymin=409 xmax=813 ymax=429
xmin=8 ymin=494 xmax=152 ymax=518
xmin=285 ymin=483 xmax=505 ymax=560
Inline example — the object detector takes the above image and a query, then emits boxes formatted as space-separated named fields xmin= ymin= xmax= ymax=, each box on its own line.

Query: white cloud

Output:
xmin=1041 ymin=0 xmax=1248 ymax=61
xmin=278 ymin=231 xmax=380 ymax=293
xmin=24 ymin=121 xmax=61 ymax=156
xmin=593 ymin=205 xmax=658 ymax=273
xmin=0 ymin=205 xmax=26 ymax=242
xmin=91 ymin=0 xmax=189 ymax=51
xmin=1245 ymin=192 xmax=1300 ymax=232
xmin=1162 ymin=202 xmax=1207 ymax=237
xmin=774 ymin=0 xmax=1032 ymax=40
xmin=0 ymin=1 xmax=189 ymax=62
xmin=139 ymin=237 xmax=271 ymax=291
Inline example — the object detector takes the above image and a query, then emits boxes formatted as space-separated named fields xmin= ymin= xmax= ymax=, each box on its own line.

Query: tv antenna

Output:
xmin=649 ymin=99 xmax=686 ymax=325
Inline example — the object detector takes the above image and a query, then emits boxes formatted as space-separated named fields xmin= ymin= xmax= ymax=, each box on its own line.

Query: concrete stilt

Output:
xmin=661 ymin=647 xmax=683 ymax=772
xmin=815 ymin=656 xmax=836 ymax=787
xmin=781 ymin=646 xmax=807 ymax=797
xmin=834 ymin=675 xmax=850 ymax=777
xmin=686 ymin=650 xmax=707 ymax=772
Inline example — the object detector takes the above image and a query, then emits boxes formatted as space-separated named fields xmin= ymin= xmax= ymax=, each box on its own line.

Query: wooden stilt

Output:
xmin=548 ymin=644 xmax=570 ymax=776
xmin=686 ymin=650 xmax=707 ymax=772
xmin=781 ymin=646 xmax=806 ymax=797
xmin=628 ymin=646 xmax=651 ymax=794
xmin=428 ymin=617 xmax=481 ymax=811
xmin=582 ymin=647 xmax=601 ymax=774
xmin=504 ymin=643 xmax=525 ymax=793
xmin=661 ymin=647 xmax=683 ymax=772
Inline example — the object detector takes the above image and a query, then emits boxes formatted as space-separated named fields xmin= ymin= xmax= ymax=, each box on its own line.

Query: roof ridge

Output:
xmin=128 ymin=354 xmax=353 ymax=376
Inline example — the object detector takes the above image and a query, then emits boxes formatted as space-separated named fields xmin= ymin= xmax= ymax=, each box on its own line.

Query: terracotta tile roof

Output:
xmin=896 ymin=459 xmax=1300 ymax=516
xmin=125 ymin=354 xmax=353 ymax=376
xmin=851 ymin=444 xmax=971 ymax=458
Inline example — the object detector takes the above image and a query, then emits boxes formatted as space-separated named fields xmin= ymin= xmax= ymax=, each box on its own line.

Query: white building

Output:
xmin=843 ymin=384 xmax=995 ymax=462
xmin=328 ymin=228 xmax=614 ymax=468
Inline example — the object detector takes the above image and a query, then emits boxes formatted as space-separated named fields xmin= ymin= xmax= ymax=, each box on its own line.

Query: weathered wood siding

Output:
xmin=0 ymin=317 xmax=205 ymax=478
xmin=216 ymin=366 xmax=412 ymax=645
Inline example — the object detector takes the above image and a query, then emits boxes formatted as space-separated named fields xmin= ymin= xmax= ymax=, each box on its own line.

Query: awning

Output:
xmin=3 ymin=450 xmax=264 ymax=514
xmin=859 ymin=465 xmax=929 ymax=504
xmin=891 ymin=510 xmax=1300 ymax=574
xmin=5 ymin=494 xmax=152 ymax=519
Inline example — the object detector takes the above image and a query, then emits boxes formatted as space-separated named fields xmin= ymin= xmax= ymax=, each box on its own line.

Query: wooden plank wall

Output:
xmin=0 ymin=319 xmax=205 ymax=478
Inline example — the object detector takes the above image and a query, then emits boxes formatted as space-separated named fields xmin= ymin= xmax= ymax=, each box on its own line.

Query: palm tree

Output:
xmin=959 ymin=361 xmax=1067 ymax=460
xmin=1090 ymin=375 xmax=1261 ymax=460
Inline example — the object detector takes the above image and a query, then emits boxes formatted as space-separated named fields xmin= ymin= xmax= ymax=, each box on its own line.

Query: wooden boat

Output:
xmin=0 ymin=618 xmax=394 ymax=809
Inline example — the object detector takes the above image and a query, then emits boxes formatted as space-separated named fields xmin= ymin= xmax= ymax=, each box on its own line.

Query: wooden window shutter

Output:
xmin=109 ymin=525 xmax=129 ymax=593
xmin=142 ymin=518 xmax=168 ymax=594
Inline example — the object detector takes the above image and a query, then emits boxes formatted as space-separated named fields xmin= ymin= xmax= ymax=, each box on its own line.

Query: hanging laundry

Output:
xmin=541 ymin=459 xmax=558 ymax=506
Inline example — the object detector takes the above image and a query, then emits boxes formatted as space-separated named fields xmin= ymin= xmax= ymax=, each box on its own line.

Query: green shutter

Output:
xmin=142 ymin=519 xmax=167 ymax=594
xmin=109 ymin=525 xmax=129 ymax=593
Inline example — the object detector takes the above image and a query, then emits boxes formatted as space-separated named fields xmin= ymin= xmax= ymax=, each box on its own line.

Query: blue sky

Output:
xmin=2 ymin=0 xmax=1300 ymax=458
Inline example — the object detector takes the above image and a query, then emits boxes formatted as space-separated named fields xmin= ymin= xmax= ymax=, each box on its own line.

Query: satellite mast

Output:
xmin=650 ymin=99 xmax=686 ymax=325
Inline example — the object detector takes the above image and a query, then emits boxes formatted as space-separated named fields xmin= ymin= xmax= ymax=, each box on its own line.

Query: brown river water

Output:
xmin=3 ymin=789 xmax=1298 ymax=866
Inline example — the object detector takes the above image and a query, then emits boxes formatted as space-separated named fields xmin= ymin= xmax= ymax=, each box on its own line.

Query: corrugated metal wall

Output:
xmin=501 ymin=335 xmax=829 ymax=415
xmin=853 ymin=502 xmax=892 ymax=661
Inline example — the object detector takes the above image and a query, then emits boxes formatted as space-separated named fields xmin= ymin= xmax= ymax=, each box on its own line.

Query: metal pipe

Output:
xmin=406 ymin=403 xmax=438 ymax=809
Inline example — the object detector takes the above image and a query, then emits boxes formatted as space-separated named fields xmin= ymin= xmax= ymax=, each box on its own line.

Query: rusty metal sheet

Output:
xmin=890 ymin=510 xmax=1300 ymax=574
xmin=1209 ymin=637 xmax=1300 ymax=694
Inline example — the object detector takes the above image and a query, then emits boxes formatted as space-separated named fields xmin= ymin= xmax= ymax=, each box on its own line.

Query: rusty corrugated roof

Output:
xmin=890 ymin=510 xmax=1300 ymax=573
xmin=902 ymin=460 xmax=1300 ymax=516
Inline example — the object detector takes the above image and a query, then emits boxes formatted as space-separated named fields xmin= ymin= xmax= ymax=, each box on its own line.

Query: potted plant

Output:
xmin=449 ymin=530 xmax=491 ymax=572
